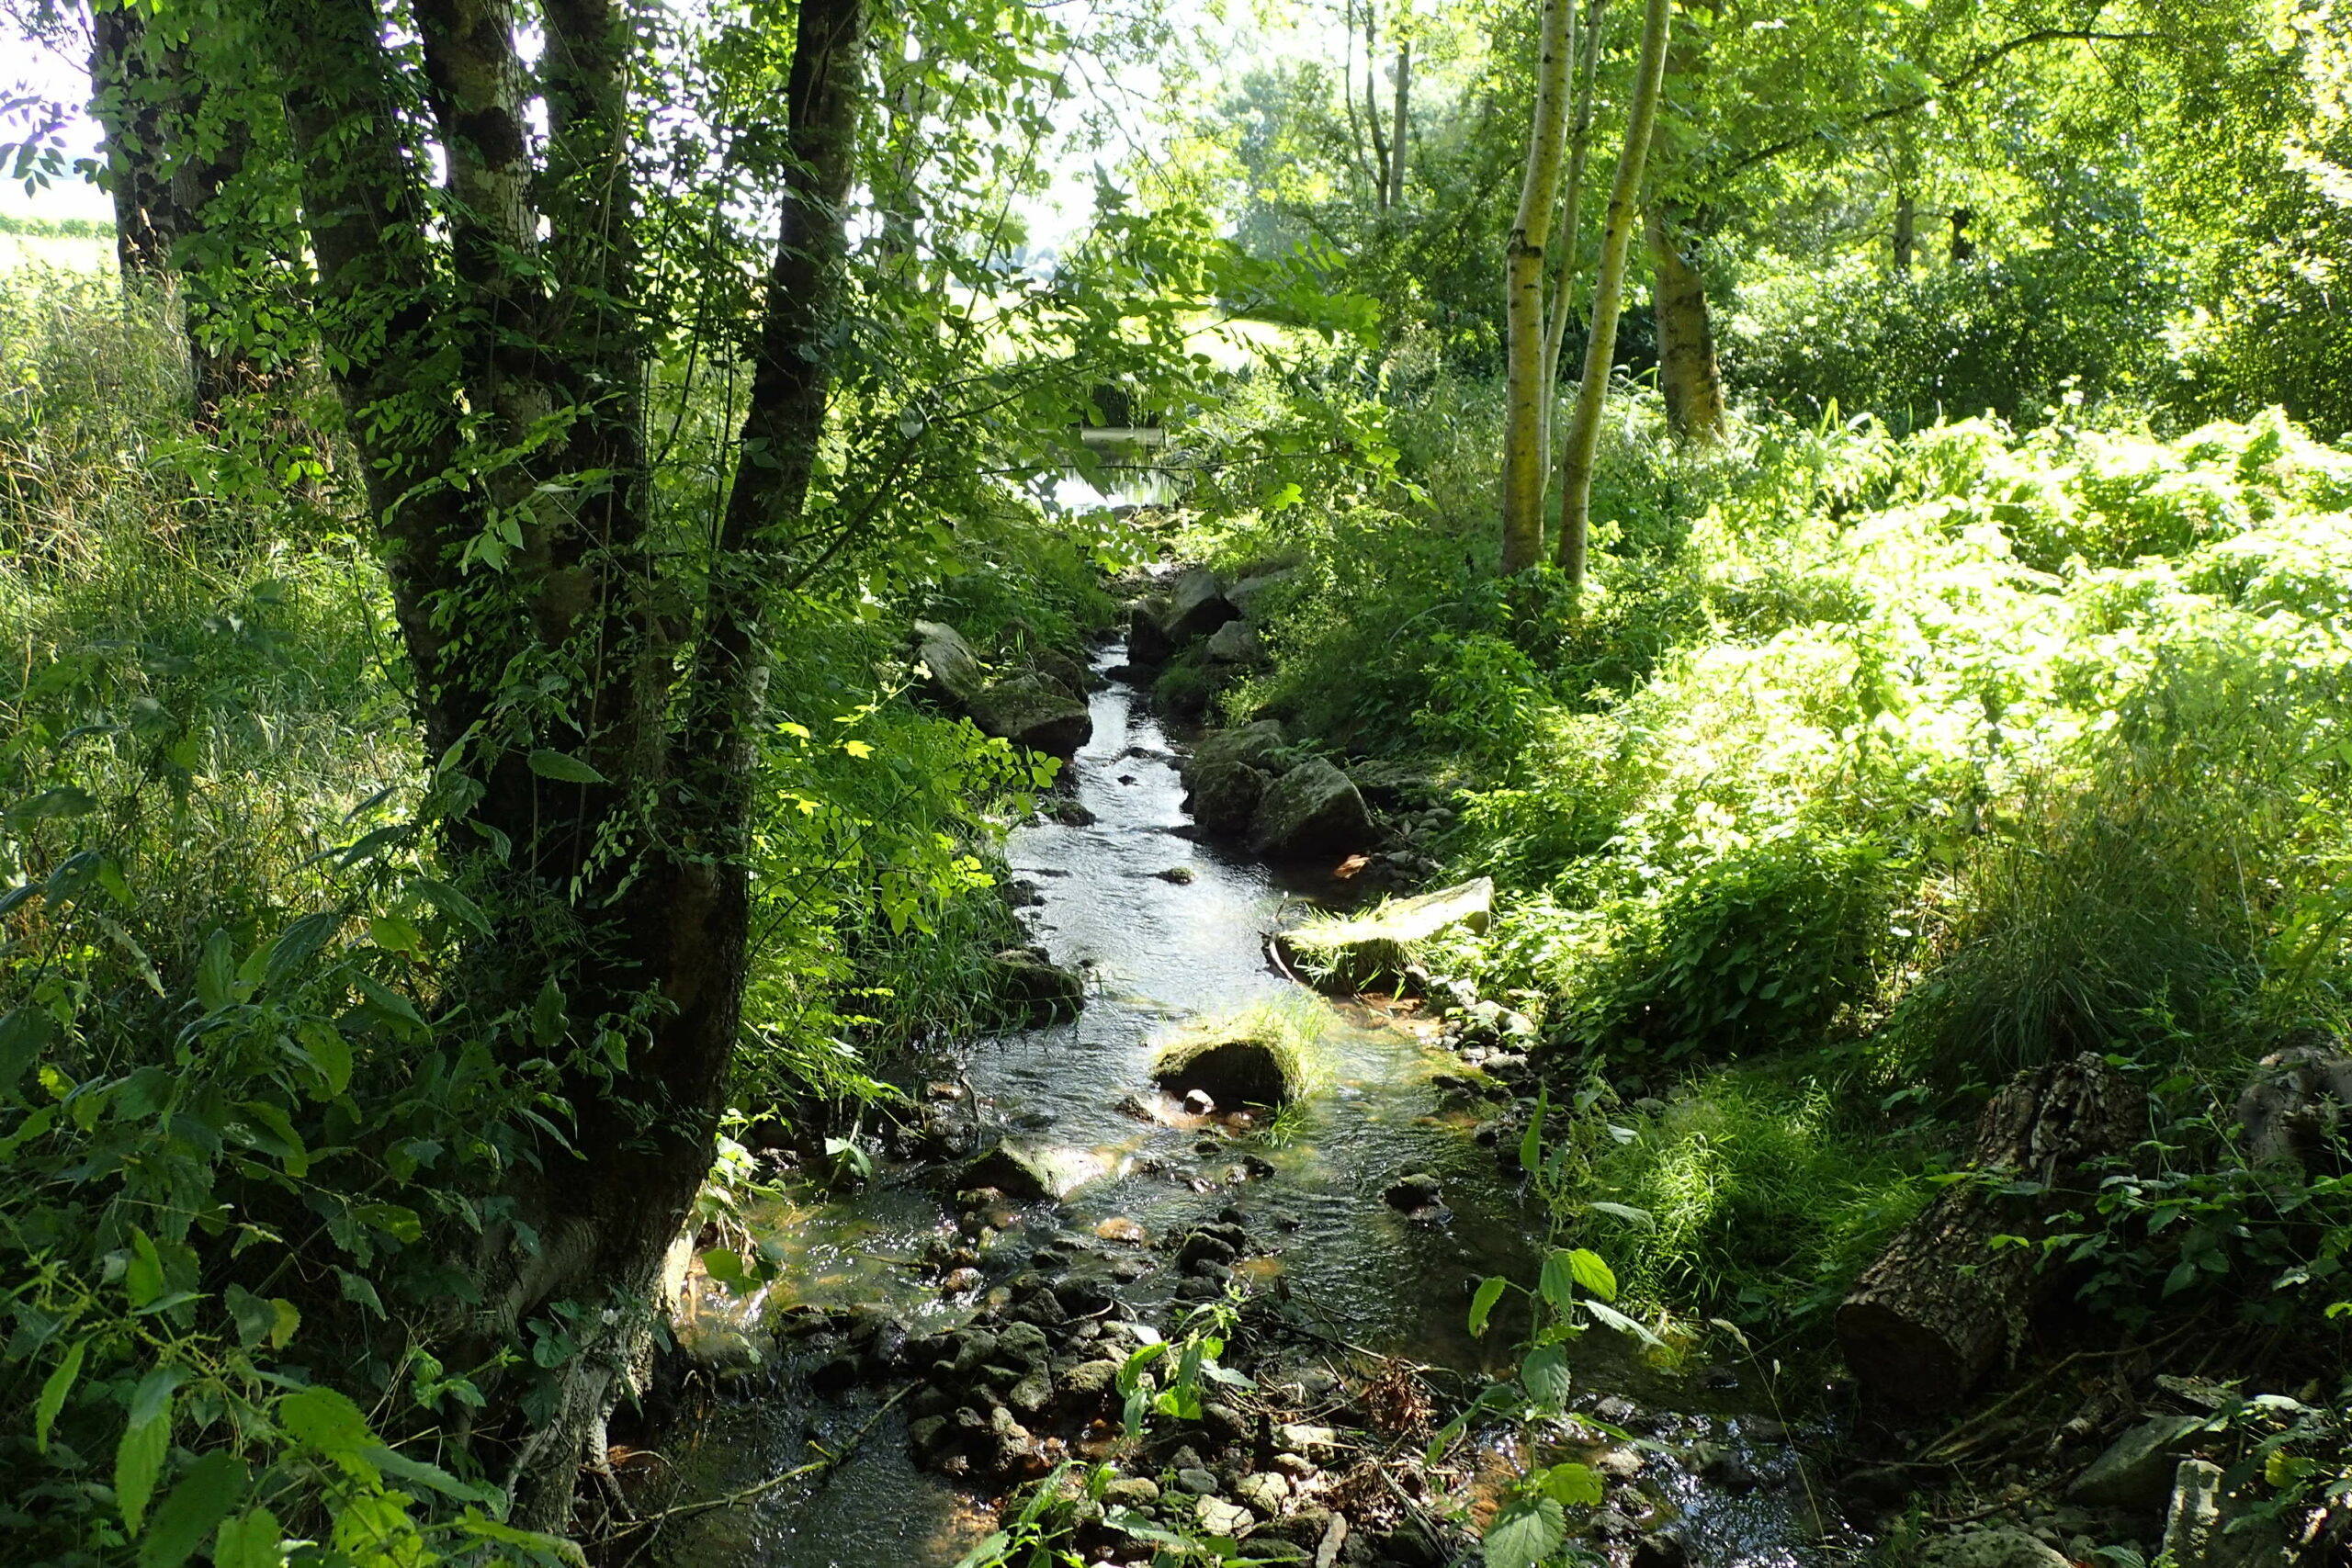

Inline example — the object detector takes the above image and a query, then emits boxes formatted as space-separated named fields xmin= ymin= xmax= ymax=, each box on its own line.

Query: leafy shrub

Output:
xmin=1544 ymin=831 xmax=1894 ymax=1066
xmin=1566 ymin=1067 xmax=1926 ymax=1335
xmin=1724 ymin=249 xmax=2177 ymax=432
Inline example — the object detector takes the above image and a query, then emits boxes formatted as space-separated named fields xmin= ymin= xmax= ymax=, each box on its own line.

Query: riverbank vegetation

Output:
xmin=0 ymin=0 xmax=2347 ymax=1562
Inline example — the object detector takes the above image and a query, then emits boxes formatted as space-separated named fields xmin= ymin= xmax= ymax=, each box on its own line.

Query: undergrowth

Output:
xmin=1200 ymin=377 xmax=2352 ymax=1353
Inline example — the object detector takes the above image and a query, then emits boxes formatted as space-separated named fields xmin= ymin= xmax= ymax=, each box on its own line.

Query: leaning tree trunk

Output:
xmin=1554 ymin=0 xmax=1672 ymax=588
xmin=1646 ymin=207 xmax=1724 ymax=443
xmin=1838 ymin=1053 xmax=2146 ymax=1409
xmin=1498 ymin=0 xmax=1577 ymax=574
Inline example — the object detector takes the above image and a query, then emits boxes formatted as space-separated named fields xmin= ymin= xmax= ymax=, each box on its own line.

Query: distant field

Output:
xmin=0 ymin=231 xmax=110 ymax=272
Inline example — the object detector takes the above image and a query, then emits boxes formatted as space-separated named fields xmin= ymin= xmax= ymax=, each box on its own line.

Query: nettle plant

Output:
xmin=1430 ymin=1091 xmax=1657 ymax=1568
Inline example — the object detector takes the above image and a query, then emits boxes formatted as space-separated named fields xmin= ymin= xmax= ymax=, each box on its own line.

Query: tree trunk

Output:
xmin=1498 ymin=0 xmax=1578 ymax=574
xmin=1386 ymin=39 xmax=1410 ymax=209
xmin=1646 ymin=206 xmax=1724 ymax=443
xmin=266 ymin=0 xmax=869 ymax=1528
xmin=87 ymin=6 xmax=261 ymax=427
xmin=1554 ymin=0 xmax=1673 ymax=587
xmin=1837 ymin=1054 xmax=2145 ymax=1410
xmin=88 ymin=5 xmax=175 ymax=281
xmin=1364 ymin=4 xmax=1390 ymax=210
xmin=1893 ymin=189 xmax=1917 ymax=275
xmin=1540 ymin=0 xmax=1606 ymax=472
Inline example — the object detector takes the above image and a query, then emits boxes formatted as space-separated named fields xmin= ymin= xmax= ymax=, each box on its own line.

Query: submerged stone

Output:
xmin=960 ymin=1139 xmax=1112 ymax=1201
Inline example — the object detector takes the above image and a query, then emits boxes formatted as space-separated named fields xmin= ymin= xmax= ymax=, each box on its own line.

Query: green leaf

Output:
xmin=195 ymin=929 xmax=237 ymax=1013
xmin=126 ymin=1229 xmax=166 ymax=1308
xmin=237 ymin=1101 xmax=309 ymax=1178
xmin=224 ymin=1285 xmax=273 ymax=1349
xmin=262 ymin=912 xmax=342 ymax=991
xmin=350 ymin=973 xmax=425 ymax=1040
xmin=1582 ymin=1297 xmax=1665 ymax=1348
xmin=526 ymin=749 xmax=607 ymax=785
xmin=1481 ymin=1494 xmax=1566 ymax=1568
xmin=117 ymin=1369 xmax=181 ymax=1533
xmin=211 ymin=1506 xmax=285 ymax=1568
xmin=1567 ymin=1247 xmax=1618 ymax=1303
xmin=409 ymin=876 xmax=492 ymax=936
xmin=11 ymin=784 xmax=98 ymax=821
xmin=0 ymin=1006 xmax=55 ymax=1101
xmin=1520 ymin=1344 xmax=1570 ymax=1415
xmin=295 ymin=1021 xmax=353 ymax=1097
xmin=1520 ymin=1087 xmax=1546 ymax=1173
xmin=1538 ymin=1249 xmax=1577 ymax=1314
xmin=1586 ymin=1201 xmax=1655 ymax=1227
xmin=1535 ymin=1461 xmax=1603 ymax=1508
xmin=531 ymin=977 xmax=566 ymax=1049
xmin=368 ymin=913 xmax=424 ymax=956
xmin=34 ymin=1337 xmax=84 ymax=1453
xmin=276 ymin=1385 xmax=372 ymax=1460
xmin=1468 ymin=1275 xmax=1509 ymax=1337
xmin=138 ymin=1450 xmax=245 ymax=1568
xmin=365 ymin=1445 xmax=492 ymax=1504
xmin=352 ymin=1201 xmax=423 ymax=1243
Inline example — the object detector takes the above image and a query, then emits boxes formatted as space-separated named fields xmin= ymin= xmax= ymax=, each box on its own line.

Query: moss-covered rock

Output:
xmin=1149 ymin=1011 xmax=1315 ymax=1107
xmin=986 ymin=947 xmax=1084 ymax=1024
xmin=1275 ymin=876 xmax=1494 ymax=991
xmin=969 ymin=671 xmax=1091 ymax=759
xmin=1247 ymin=757 xmax=1373 ymax=859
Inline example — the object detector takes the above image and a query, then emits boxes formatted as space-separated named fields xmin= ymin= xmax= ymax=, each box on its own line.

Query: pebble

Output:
xmin=1194 ymin=1496 xmax=1252 ymax=1536
xmin=1176 ymin=1467 xmax=1221 ymax=1495
xmin=1237 ymin=1472 xmax=1290 ymax=1511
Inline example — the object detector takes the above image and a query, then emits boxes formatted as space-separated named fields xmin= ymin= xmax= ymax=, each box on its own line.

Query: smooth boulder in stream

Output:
xmin=1246 ymin=757 xmax=1373 ymax=859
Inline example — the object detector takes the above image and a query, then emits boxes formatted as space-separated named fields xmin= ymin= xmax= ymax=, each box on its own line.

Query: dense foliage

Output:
xmin=0 ymin=0 xmax=2347 ymax=1560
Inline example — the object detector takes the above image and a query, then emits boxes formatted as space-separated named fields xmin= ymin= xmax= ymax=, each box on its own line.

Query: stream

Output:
xmin=653 ymin=648 xmax=1842 ymax=1568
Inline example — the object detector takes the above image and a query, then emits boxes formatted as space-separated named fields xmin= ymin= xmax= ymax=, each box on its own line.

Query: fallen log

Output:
xmin=1838 ymin=1052 xmax=2145 ymax=1409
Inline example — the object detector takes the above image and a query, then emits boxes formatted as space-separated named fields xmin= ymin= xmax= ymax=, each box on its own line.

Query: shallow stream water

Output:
xmin=657 ymin=650 xmax=1837 ymax=1568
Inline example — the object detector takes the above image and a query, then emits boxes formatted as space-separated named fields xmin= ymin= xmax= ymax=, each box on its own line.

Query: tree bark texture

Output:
xmin=88 ymin=5 xmax=175 ymax=280
xmin=266 ymin=0 xmax=869 ymax=1526
xmin=1646 ymin=207 xmax=1724 ymax=443
xmin=1837 ymin=1054 xmax=2146 ymax=1410
xmin=1498 ymin=0 xmax=1578 ymax=575
xmin=1894 ymin=189 xmax=1917 ymax=275
xmin=1555 ymin=0 xmax=1672 ymax=586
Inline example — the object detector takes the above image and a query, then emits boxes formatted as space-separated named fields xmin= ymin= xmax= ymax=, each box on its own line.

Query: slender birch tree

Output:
xmin=1555 ymin=0 xmax=1672 ymax=586
xmin=1498 ymin=0 xmax=1577 ymax=573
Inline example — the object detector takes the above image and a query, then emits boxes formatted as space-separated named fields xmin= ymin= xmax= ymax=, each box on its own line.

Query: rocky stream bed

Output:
xmin=616 ymin=640 xmax=1834 ymax=1568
